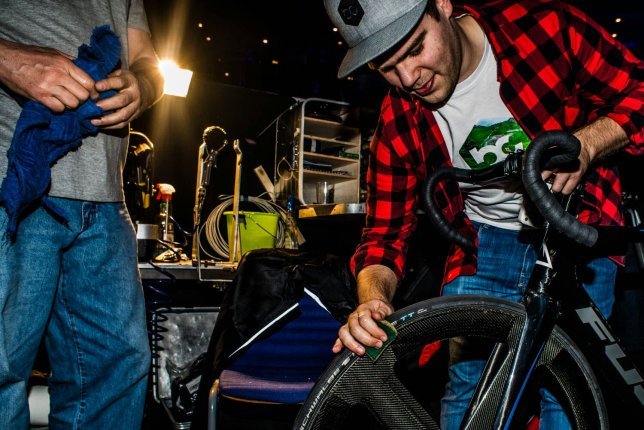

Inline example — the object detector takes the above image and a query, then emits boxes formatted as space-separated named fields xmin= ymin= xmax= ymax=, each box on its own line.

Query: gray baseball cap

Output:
xmin=324 ymin=0 xmax=428 ymax=78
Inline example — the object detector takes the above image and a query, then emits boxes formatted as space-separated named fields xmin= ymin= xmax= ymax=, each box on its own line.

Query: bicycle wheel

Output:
xmin=294 ymin=295 xmax=608 ymax=430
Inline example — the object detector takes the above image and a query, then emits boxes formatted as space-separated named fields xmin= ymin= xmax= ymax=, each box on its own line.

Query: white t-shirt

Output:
xmin=434 ymin=33 xmax=530 ymax=230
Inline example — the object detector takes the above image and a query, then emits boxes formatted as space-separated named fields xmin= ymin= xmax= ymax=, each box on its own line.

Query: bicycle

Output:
xmin=293 ymin=132 xmax=644 ymax=429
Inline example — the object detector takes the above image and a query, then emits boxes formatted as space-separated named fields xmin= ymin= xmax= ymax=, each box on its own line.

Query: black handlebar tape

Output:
xmin=422 ymin=167 xmax=476 ymax=252
xmin=421 ymin=156 xmax=524 ymax=253
xmin=522 ymin=131 xmax=598 ymax=247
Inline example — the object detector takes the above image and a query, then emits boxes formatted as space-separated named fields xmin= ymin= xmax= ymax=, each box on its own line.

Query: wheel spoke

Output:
xmin=462 ymin=317 xmax=525 ymax=429
xmin=366 ymin=349 xmax=439 ymax=429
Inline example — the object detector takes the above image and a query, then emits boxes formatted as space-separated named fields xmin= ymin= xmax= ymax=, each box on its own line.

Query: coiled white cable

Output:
xmin=202 ymin=195 xmax=287 ymax=259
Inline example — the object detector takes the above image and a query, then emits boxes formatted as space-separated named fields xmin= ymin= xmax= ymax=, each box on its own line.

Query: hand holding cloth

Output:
xmin=0 ymin=25 xmax=121 ymax=238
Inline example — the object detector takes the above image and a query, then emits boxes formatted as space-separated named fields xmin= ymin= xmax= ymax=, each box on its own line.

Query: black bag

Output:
xmin=192 ymin=249 xmax=357 ymax=427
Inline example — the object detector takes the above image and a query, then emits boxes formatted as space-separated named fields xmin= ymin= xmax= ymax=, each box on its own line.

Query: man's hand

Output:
xmin=0 ymin=40 xmax=98 ymax=112
xmin=333 ymin=299 xmax=394 ymax=355
xmin=90 ymin=28 xmax=163 ymax=130
xmin=92 ymin=69 xmax=144 ymax=130
xmin=541 ymin=139 xmax=591 ymax=195
xmin=333 ymin=264 xmax=398 ymax=355
xmin=540 ymin=118 xmax=629 ymax=194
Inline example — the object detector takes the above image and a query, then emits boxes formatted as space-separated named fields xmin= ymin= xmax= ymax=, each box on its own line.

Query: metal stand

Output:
xmin=228 ymin=139 xmax=243 ymax=265
xmin=191 ymin=126 xmax=228 ymax=262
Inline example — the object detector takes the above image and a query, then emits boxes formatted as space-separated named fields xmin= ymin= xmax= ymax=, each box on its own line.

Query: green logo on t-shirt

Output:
xmin=459 ymin=118 xmax=529 ymax=170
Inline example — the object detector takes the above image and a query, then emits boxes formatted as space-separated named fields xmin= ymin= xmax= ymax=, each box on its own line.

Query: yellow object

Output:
xmin=224 ymin=211 xmax=279 ymax=255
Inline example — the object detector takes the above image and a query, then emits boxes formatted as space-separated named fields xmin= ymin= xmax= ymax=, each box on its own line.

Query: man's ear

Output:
xmin=436 ymin=0 xmax=454 ymax=20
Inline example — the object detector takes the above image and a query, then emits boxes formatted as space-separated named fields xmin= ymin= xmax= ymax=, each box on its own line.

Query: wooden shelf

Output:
xmin=303 ymin=134 xmax=359 ymax=148
xmin=302 ymin=169 xmax=357 ymax=183
xmin=303 ymin=151 xmax=359 ymax=167
xmin=303 ymin=117 xmax=360 ymax=143
xmin=304 ymin=116 xmax=348 ymax=127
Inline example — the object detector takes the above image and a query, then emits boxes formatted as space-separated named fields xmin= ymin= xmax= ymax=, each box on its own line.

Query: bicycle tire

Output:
xmin=294 ymin=295 xmax=608 ymax=430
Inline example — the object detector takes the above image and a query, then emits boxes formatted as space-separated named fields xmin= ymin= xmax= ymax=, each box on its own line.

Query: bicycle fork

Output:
xmin=461 ymin=242 xmax=560 ymax=430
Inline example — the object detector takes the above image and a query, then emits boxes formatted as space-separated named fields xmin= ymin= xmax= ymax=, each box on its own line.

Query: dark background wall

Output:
xmin=132 ymin=0 xmax=642 ymax=233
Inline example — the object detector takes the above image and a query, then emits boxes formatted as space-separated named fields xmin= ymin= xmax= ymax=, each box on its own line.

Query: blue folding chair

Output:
xmin=207 ymin=291 xmax=341 ymax=429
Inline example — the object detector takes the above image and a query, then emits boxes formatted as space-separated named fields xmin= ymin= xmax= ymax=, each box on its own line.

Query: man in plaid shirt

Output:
xmin=324 ymin=0 xmax=642 ymax=427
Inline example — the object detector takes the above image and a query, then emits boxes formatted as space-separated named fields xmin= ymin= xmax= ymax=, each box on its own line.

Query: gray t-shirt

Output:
xmin=0 ymin=0 xmax=150 ymax=202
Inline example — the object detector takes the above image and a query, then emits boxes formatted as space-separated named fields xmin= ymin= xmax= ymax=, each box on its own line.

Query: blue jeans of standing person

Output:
xmin=440 ymin=222 xmax=616 ymax=430
xmin=0 ymin=197 xmax=150 ymax=429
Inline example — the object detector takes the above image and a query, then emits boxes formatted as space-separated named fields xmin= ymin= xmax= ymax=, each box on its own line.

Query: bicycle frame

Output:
xmin=555 ymin=229 xmax=644 ymax=418
xmin=461 ymin=190 xmax=644 ymax=429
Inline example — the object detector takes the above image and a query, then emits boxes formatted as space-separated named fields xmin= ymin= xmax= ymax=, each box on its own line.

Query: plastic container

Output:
xmin=224 ymin=211 xmax=279 ymax=255
xmin=284 ymin=195 xmax=299 ymax=250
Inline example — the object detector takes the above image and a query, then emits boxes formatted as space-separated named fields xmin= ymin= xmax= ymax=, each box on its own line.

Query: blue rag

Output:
xmin=0 ymin=25 xmax=121 ymax=238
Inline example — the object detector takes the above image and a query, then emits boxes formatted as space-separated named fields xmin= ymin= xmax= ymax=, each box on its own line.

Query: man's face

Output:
xmin=371 ymin=1 xmax=462 ymax=105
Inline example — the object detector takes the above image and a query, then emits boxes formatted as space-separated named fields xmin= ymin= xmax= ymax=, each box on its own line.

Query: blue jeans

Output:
xmin=0 ymin=198 xmax=150 ymax=429
xmin=440 ymin=222 xmax=616 ymax=430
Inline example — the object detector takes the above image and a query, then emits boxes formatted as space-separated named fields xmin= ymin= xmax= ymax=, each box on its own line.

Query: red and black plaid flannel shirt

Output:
xmin=351 ymin=0 xmax=643 ymax=285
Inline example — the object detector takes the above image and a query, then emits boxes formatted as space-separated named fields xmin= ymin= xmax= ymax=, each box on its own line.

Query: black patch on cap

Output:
xmin=338 ymin=0 xmax=364 ymax=26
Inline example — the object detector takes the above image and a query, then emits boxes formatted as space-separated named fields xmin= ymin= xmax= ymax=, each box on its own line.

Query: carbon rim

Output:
xmin=294 ymin=295 xmax=608 ymax=430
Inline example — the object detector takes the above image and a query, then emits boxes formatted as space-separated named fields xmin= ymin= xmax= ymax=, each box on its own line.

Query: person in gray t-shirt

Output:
xmin=0 ymin=1 xmax=163 ymax=427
